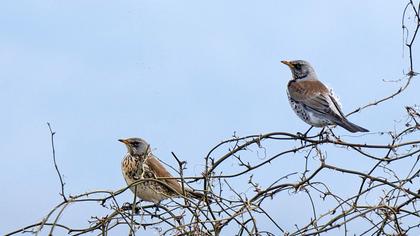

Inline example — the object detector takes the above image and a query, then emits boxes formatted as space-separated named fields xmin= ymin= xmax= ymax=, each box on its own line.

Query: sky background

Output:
xmin=1 ymin=0 xmax=419 ymax=235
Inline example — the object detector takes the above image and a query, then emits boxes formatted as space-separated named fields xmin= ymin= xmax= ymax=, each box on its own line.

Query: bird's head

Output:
xmin=118 ymin=137 xmax=151 ymax=156
xmin=281 ymin=60 xmax=317 ymax=80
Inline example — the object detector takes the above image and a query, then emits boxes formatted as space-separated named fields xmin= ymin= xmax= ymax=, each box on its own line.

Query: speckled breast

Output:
xmin=287 ymin=95 xmax=332 ymax=127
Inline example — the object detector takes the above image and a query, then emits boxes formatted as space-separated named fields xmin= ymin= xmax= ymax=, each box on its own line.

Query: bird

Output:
xmin=119 ymin=137 xmax=207 ymax=203
xmin=281 ymin=60 xmax=369 ymax=133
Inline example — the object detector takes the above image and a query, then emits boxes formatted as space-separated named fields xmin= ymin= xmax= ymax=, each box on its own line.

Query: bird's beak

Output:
xmin=281 ymin=60 xmax=293 ymax=68
xmin=118 ymin=139 xmax=129 ymax=144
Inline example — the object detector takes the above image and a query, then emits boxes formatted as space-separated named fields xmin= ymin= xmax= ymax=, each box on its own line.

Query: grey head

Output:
xmin=281 ymin=60 xmax=318 ymax=80
xmin=118 ymin=137 xmax=151 ymax=156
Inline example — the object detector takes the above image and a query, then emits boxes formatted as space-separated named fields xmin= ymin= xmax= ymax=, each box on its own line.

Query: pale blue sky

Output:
xmin=1 ymin=0 xmax=418 ymax=235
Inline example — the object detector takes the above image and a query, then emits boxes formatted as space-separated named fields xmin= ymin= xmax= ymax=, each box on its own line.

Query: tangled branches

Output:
xmin=6 ymin=118 xmax=420 ymax=235
xmin=5 ymin=1 xmax=420 ymax=236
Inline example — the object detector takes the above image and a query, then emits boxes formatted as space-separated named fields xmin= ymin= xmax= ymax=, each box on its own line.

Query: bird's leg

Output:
xmin=296 ymin=126 xmax=314 ymax=146
xmin=326 ymin=127 xmax=340 ymax=142
xmin=297 ymin=126 xmax=314 ymax=139
xmin=121 ymin=201 xmax=143 ymax=214
xmin=304 ymin=126 xmax=314 ymax=137
xmin=152 ymin=203 xmax=161 ymax=216
xmin=318 ymin=127 xmax=326 ymax=139
xmin=133 ymin=200 xmax=142 ymax=214
xmin=122 ymin=202 xmax=130 ymax=210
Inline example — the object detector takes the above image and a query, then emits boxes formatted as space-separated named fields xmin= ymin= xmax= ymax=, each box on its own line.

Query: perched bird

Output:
xmin=119 ymin=137 xmax=206 ymax=203
xmin=281 ymin=60 xmax=369 ymax=133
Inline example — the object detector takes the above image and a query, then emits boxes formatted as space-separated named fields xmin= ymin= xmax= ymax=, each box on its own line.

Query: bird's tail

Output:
xmin=186 ymin=189 xmax=212 ymax=202
xmin=337 ymin=118 xmax=369 ymax=133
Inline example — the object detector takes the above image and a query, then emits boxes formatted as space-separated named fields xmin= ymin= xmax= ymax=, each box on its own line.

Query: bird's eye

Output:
xmin=294 ymin=64 xmax=302 ymax=70
xmin=131 ymin=142 xmax=139 ymax=148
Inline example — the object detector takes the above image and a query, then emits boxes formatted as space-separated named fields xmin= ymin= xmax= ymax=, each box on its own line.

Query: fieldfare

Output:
xmin=281 ymin=60 xmax=369 ymax=133
xmin=119 ymin=137 xmax=206 ymax=203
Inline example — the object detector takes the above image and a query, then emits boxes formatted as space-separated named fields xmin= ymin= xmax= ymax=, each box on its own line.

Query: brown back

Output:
xmin=145 ymin=154 xmax=184 ymax=195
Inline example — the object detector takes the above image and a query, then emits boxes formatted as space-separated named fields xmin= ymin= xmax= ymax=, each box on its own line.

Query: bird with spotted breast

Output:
xmin=119 ymin=137 xmax=207 ymax=203
xmin=281 ymin=60 xmax=369 ymax=133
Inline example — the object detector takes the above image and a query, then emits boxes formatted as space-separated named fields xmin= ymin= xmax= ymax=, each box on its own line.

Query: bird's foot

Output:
xmin=152 ymin=203 xmax=161 ymax=214
xmin=121 ymin=202 xmax=133 ymax=211
xmin=317 ymin=128 xmax=326 ymax=141
xmin=297 ymin=126 xmax=314 ymax=140
xmin=121 ymin=202 xmax=141 ymax=214
xmin=296 ymin=132 xmax=306 ymax=139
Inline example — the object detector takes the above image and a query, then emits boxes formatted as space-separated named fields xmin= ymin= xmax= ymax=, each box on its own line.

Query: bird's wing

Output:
xmin=146 ymin=154 xmax=184 ymax=194
xmin=328 ymin=93 xmax=346 ymax=118
xmin=288 ymin=80 xmax=345 ymax=120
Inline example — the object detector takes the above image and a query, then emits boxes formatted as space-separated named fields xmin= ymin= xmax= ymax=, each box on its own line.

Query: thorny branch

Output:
xmin=6 ymin=1 xmax=420 ymax=236
xmin=47 ymin=122 xmax=67 ymax=202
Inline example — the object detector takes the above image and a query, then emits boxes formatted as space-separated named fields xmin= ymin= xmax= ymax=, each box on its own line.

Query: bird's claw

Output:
xmin=121 ymin=202 xmax=140 ymax=214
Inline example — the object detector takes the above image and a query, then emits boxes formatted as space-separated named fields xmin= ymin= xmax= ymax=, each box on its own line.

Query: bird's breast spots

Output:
xmin=289 ymin=100 xmax=301 ymax=110
xmin=143 ymin=170 xmax=156 ymax=178
xmin=124 ymin=168 xmax=138 ymax=179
